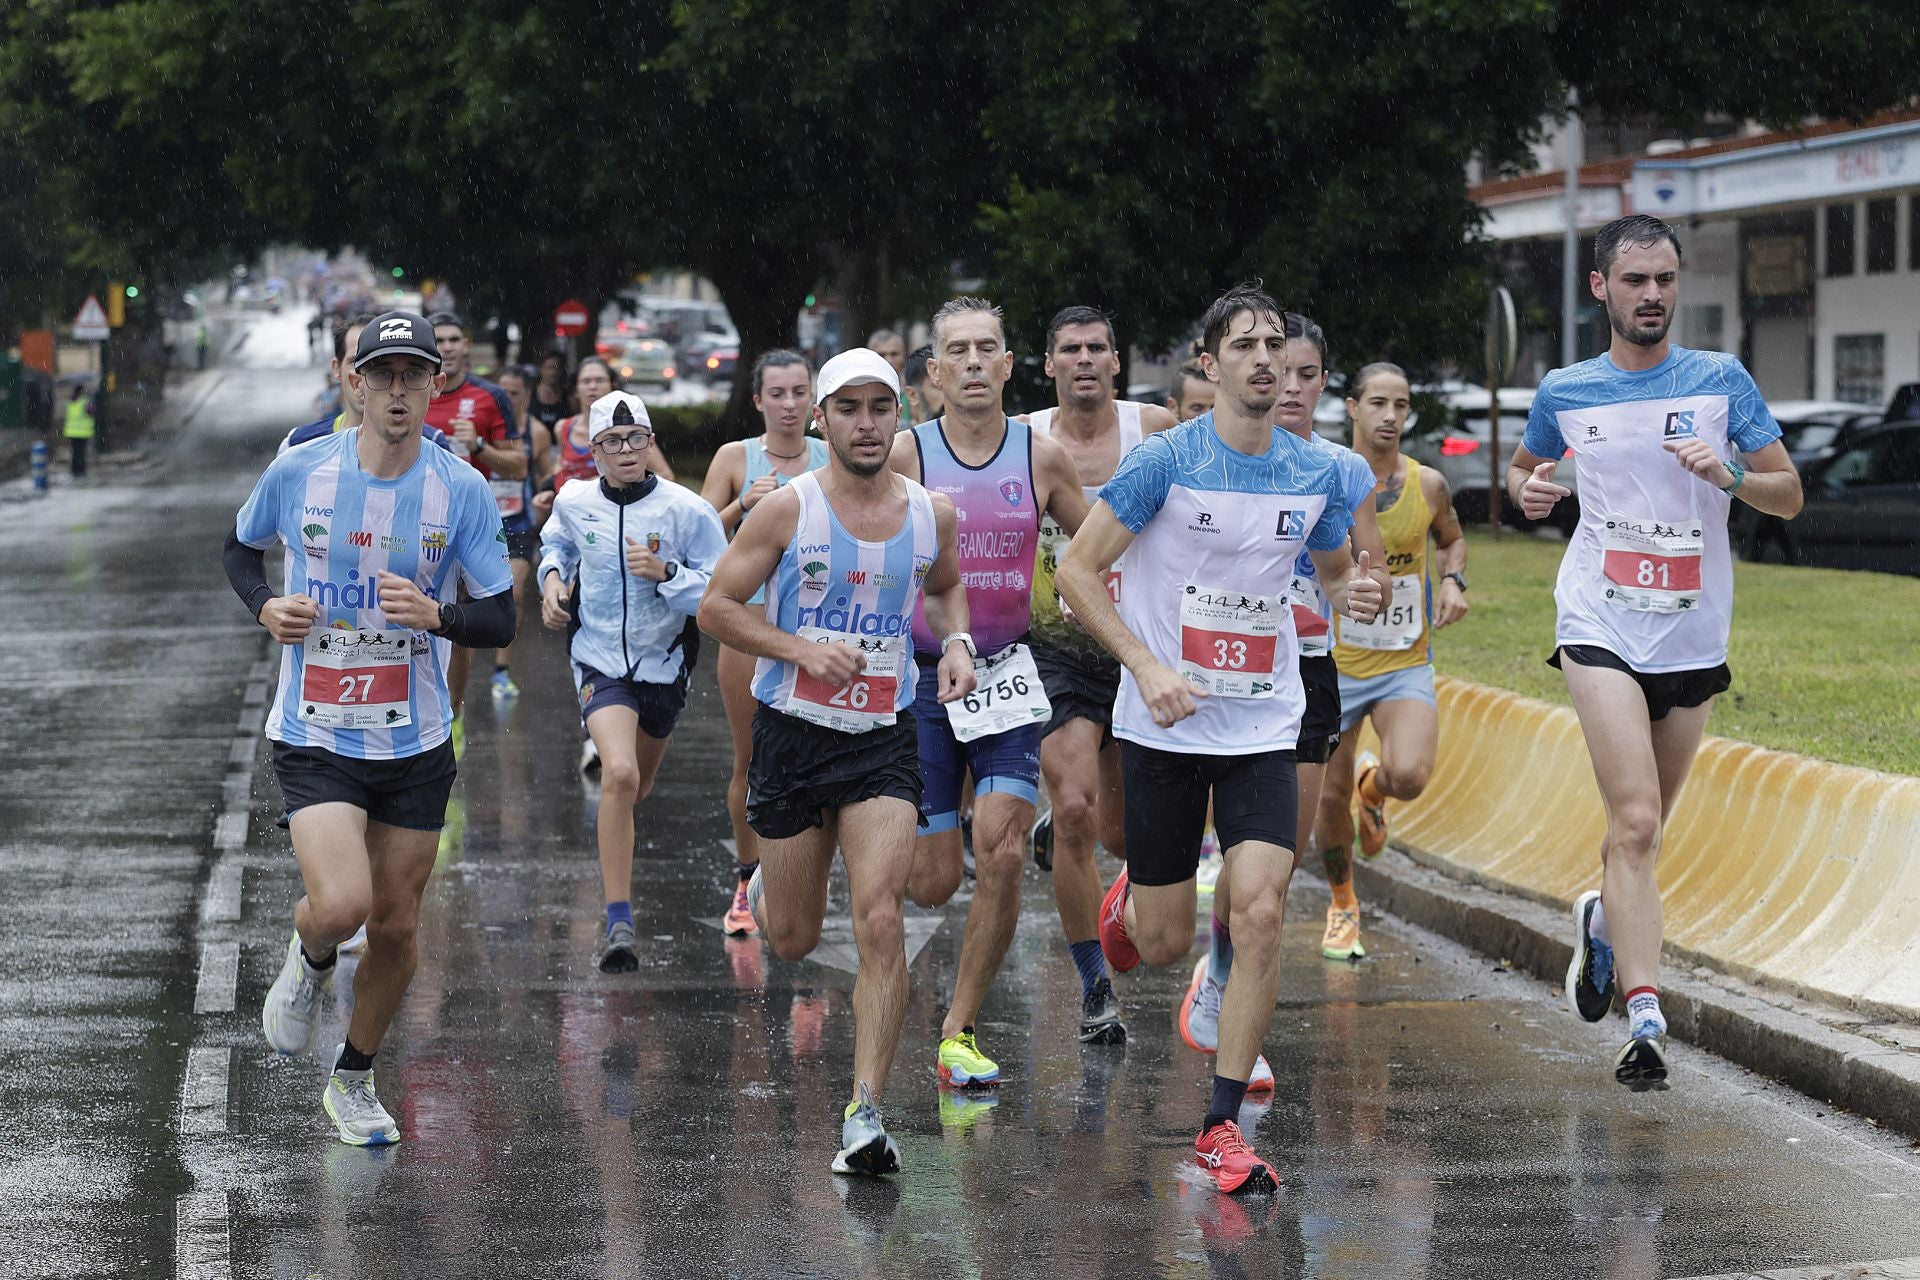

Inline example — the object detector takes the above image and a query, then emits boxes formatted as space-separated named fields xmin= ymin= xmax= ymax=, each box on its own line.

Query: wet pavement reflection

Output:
xmin=4 ymin=312 xmax=1920 ymax=1279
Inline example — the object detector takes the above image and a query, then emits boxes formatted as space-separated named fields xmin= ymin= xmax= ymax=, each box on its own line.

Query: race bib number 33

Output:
xmin=1179 ymin=586 xmax=1281 ymax=699
xmin=1601 ymin=518 xmax=1703 ymax=614
xmin=299 ymin=628 xmax=414 ymax=729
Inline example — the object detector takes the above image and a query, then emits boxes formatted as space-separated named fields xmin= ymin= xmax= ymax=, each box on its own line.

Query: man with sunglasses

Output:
xmin=225 ymin=310 xmax=515 ymax=1146
xmin=539 ymin=391 xmax=727 ymax=970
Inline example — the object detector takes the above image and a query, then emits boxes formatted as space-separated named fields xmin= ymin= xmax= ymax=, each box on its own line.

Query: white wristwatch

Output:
xmin=942 ymin=631 xmax=978 ymax=660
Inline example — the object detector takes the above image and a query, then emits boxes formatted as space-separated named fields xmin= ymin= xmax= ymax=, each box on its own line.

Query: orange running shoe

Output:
xmin=1098 ymin=868 xmax=1140 ymax=973
xmin=1355 ymin=751 xmax=1388 ymax=859
xmin=1194 ymin=1119 xmax=1279 ymax=1195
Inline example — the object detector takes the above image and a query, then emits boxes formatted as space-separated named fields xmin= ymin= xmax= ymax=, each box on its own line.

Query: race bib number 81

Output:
xmin=1602 ymin=518 xmax=1703 ymax=614
xmin=300 ymin=628 xmax=414 ymax=729
xmin=1179 ymin=586 xmax=1281 ymax=699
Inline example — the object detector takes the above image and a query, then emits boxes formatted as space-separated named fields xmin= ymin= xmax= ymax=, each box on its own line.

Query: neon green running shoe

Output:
xmin=937 ymin=1029 xmax=1000 ymax=1087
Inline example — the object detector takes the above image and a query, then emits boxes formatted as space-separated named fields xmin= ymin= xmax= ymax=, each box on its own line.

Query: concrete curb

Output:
xmin=1335 ymin=848 xmax=1920 ymax=1140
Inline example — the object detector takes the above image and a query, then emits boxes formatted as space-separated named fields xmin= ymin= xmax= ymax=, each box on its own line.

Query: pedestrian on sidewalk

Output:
xmin=63 ymin=384 xmax=94 ymax=480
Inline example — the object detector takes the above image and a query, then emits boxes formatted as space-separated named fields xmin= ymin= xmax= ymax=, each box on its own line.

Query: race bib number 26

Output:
xmin=784 ymin=628 xmax=904 ymax=733
xmin=1178 ymin=586 xmax=1281 ymax=699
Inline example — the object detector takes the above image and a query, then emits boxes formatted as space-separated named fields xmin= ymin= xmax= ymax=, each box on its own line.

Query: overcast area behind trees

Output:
xmin=4 ymin=0 xmax=1918 ymax=428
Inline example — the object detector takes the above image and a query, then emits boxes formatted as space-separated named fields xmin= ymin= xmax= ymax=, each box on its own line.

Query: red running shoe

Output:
xmin=1098 ymin=868 xmax=1140 ymax=973
xmin=1194 ymin=1119 xmax=1279 ymax=1195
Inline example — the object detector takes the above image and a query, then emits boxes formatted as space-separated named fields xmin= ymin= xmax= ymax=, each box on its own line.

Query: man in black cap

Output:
xmin=225 ymin=309 xmax=516 ymax=1146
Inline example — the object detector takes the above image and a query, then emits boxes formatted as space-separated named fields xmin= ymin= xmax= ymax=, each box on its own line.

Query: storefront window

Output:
xmin=1866 ymin=198 xmax=1897 ymax=274
xmin=1825 ymin=204 xmax=1856 ymax=277
xmin=1834 ymin=333 xmax=1884 ymax=404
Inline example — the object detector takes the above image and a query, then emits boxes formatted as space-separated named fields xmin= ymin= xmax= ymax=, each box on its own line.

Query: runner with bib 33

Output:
xmin=1506 ymin=215 xmax=1802 ymax=1092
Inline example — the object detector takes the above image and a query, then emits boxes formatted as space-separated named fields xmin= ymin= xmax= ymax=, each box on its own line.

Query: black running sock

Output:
xmin=301 ymin=944 xmax=337 ymax=971
xmin=1203 ymin=1074 xmax=1249 ymax=1132
xmin=335 ymin=1038 xmax=375 ymax=1073
xmin=735 ymin=861 xmax=756 ymax=884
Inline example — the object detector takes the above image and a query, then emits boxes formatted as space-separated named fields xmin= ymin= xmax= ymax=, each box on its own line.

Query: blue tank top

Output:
xmin=753 ymin=471 xmax=938 ymax=726
xmin=741 ymin=435 xmax=829 ymax=607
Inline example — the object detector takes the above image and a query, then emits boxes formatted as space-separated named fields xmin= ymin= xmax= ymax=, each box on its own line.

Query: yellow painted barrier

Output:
xmin=1371 ymin=677 xmax=1920 ymax=1020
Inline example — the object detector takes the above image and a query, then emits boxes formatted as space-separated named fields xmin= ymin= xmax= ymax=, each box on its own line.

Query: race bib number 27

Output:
xmin=300 ymin=628 xmax=414 ymax=729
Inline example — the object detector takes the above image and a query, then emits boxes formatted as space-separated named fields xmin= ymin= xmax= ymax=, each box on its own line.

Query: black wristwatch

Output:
xmin=437 ymin=601 xmax=457 ymax=635
xmin=1443 ymin=571 xmax=1468 ymax=592
xmin=661 ymin=561 xmax=680 ymax=582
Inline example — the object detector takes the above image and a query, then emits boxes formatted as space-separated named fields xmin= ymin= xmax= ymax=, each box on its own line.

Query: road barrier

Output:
xmin=1373 ymin=677 xmax=1920 ymax=1021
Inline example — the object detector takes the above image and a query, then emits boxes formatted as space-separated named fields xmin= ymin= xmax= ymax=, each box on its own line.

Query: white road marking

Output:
xmin=696 ymin=912 xmax=943 ymax=975
xmin=174 ymin=1189 xmax=231 ymax=1280
xmin=1674 ymin=1259 xmax=1920 ymax=1279
xmin=201 ymin=861 xmax=242 ymax=923
xmin=193 ymin=942 xmax=239 ymax=1014
xmin=179 ymin=1046 xmax=230 ymax=1135
xmin=226 ymin=737 xmax=257 ymax=768
xmin=212 ymin=811 xmax=247 ymax=853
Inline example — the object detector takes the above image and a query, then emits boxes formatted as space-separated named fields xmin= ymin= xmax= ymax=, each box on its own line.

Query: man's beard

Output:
xmin=1608 ymin=299 xmax=1673 ymax=347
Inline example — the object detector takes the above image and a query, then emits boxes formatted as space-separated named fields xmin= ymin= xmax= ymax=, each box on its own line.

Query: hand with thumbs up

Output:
xmin=625 ymin=535 xmax=668 ymax=581
xmin=1520 ymin=460 xmax=1572 ymax=521
xmin=1343 ymin=548 xmax=1387 ymax=623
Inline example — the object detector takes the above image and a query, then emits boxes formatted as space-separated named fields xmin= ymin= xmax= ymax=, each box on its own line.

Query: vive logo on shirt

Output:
xmin=1663 ymin=410 xmax=1697 ymax=439
xmin=1275 ymin=510 xmax=1306 ymax=539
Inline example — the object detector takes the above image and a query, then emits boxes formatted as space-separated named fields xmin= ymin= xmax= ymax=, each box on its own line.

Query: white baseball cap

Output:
xmin=587 ymin=390 xmax=653 ymax=441
xmin=815 ymin=348 xmax=901 ymax=405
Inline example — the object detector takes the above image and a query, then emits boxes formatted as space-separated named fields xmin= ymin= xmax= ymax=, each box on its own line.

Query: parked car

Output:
xmin=699 ymin=345 xmax=739 ymax=383
xmin=680 ymin=330 xmax=738 ymax=381
xmin=1404 ymin=387 xmax=1577 ymax=532
xmin=1767 ymin=399 xmax=1881 ymax=467
xmin=1735 ymin=421 xmax=1920 ymax=573
xmin=615 ymin=338 xmax=675 ymax=388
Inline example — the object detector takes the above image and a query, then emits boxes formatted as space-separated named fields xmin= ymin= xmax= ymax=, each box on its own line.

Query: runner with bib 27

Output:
xmin=1506 ymin=215 xmax=1802 ymax=1092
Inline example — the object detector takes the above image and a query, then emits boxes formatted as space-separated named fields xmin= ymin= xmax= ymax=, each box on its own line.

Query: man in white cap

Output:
xmin=540 ymin=390 xmax=727 ymax=971
xmin=699 ymin=348 xmax=974 ymax=1177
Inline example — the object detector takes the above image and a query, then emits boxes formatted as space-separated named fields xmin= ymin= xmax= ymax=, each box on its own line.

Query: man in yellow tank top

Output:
xmin=1314 ymin=363 xmax=1469 ymax=959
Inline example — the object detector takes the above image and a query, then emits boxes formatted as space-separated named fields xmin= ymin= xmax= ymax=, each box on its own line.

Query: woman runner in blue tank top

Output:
xmin=699 ymin=351 xmax=829 ymax=936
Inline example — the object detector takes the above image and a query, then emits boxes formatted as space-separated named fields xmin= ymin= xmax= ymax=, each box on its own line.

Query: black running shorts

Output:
xmin=1119 ymin=741 xmax=1299 ymax=886
xmin=1549 ymin=645 xmax=1732 ymax=722
xmin=746 ymin=704 xmax=923 ymax=840
xmin=271 ymin=740 xmax=458 ymax=832
xmin=1031 ymin=641 xmax=1121 ymax=741
xmin=505 ymin=529 xmax=540 ymax=562
xmin=1295 ymin=655 xmax=1342 ymax=765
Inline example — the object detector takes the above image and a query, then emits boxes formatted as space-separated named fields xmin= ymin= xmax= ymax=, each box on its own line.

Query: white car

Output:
xmin=1404 ymin=387 xmax=1580 ymax=532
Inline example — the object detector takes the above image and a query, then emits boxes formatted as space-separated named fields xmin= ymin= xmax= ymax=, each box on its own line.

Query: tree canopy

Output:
xmin=7 ymin=0 xmax=1918 ymax=409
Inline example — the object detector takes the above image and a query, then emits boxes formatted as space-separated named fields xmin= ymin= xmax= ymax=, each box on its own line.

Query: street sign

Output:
xmin=1485 ymin=285 xmax=1517 ymax=385
xmin=552 ymin=299 xmax=590 ymax=337
xmin=72 ymin=295 xmax=110 ymax=342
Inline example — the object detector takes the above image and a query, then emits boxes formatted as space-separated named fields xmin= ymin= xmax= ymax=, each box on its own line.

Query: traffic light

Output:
xmin=124 ymin=285 xmax=139 ymax=299
xmin=391 ymin=267 xmax=405 ymax=278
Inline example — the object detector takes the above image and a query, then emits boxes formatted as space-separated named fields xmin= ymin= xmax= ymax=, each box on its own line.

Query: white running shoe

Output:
xmin=1248 ymin=1054 xmax=1275 ymax=1093
xmin=322 ymin=1056 xmax=401 ymax=1146
xmin=579 ymin=737 xmax=601 ymax=776
xmin=338 ymin=923 xmax=369 ymax=956
xmin=262 ymin=932 xmax=331 ymax=1055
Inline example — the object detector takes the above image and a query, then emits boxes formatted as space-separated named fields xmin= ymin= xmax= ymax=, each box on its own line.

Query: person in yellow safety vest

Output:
xmin=63 ymin=384 xmax=95 ymax=480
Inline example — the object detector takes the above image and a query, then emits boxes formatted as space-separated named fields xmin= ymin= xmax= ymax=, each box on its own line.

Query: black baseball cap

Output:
xmin=352 ymin=311 xmax=443 ymax=370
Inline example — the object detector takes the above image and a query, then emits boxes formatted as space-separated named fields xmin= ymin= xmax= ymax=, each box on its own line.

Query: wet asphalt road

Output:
xmin=4 ymin=312 xmax=1920 ymax=1280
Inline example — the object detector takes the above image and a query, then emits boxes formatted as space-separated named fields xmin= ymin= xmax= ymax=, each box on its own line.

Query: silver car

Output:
xmin=1406 ymin=387 xmax=1580 ymax=533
